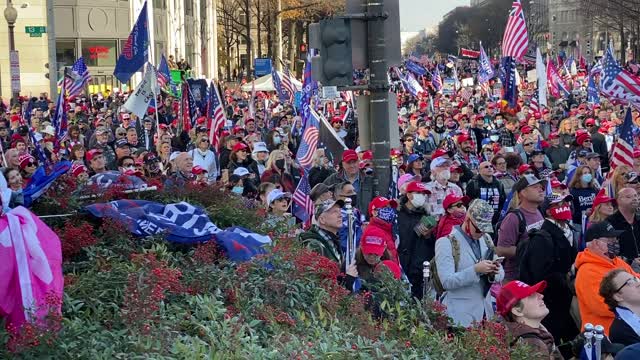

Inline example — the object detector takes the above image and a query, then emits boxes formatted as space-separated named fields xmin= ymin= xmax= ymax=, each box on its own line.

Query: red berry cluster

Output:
xmin=59 ymin=220 xmax=98 ymax=259
xmin=192 ymin=240 xmax=223 ymax=264
xmin=463 ymin=320 xmax=510 ymax=360
xmin=121 ymin=253 xmax=185 ymax=332
xmin=5 ymin=292 xmax=63 ymax=353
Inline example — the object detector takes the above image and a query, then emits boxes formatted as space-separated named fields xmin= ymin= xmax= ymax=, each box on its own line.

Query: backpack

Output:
xmin=516 ymin=227 xmax=552 ymax=284
xmin=431 ymin=232 xmax=495 ymax=297
xmin=495 ymin=209 xmax=527 ymax=239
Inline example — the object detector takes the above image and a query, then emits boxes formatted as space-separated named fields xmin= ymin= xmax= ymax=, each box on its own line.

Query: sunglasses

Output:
xmin=451 ymin=203 xmax=465 ymax=209
xmin=616 ymin=277 xmax=640 ymax=293
xmin=482 ymin=165 xmax=495 ymax=170
xmin=523 ymin=143 xmax=533 ymax=146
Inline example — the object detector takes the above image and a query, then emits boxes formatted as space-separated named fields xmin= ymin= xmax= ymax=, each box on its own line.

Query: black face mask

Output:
xmin=275 ymin=159 xmax=286 ymax=170
xmin=348 ymin=195 xmax=357 ymax=205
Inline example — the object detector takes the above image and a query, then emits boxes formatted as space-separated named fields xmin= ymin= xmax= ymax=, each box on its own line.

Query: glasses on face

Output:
xmin=482 ymin=164 xmax=495 ymax=170
xmin=523 ymin=171 xmax=535 ymax=175
xmin=451 ymin=203 xmax=465 ymax=209
xmin=201 ymin=139 xmax=210 ymax=143
xmin=583 ymin=140 xmax=592 ymax=144
xmin=27 ymin=162 xmax=36 ymax=167
xmin=616 ymin=277 xmax=640 ymax=293
xmin=523 ymin=143 xmax=533 ymax=147
xmin=586 ymin=124 xmax=595 ymax=127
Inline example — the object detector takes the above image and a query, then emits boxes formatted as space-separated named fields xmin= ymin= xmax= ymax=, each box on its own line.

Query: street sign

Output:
xmin=254 ymin=58 xmax=272 ymax=77
xmin=25 ymin=26 xmax=46 ymax=37
xmin=9 ymin=51 xmax=21 ymax=93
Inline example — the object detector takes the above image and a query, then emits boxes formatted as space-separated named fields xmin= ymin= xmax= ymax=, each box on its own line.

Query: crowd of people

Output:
xmin=2 ymin=56 xmax=640 ymax=358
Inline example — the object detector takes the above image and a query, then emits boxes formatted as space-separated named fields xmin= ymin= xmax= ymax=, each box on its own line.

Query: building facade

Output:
xmin=0 ymin=0 xmax=219 ymax=98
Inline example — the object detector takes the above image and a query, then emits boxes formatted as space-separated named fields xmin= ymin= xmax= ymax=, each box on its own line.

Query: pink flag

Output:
xmin=0 ymin=207 xmax=64 ymax=329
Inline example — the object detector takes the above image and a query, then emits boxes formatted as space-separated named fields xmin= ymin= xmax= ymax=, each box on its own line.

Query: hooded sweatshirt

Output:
xmin=575 ymin=249 xmax=638 ymax=334
xmin=504 ymin=322 xmax=563 ymax=360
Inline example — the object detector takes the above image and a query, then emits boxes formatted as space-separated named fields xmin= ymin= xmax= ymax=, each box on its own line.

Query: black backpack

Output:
xmin=495 ymin=209 xmax=527 ymax=239
xmin=516 ymin=227 xmax=552 ymax=284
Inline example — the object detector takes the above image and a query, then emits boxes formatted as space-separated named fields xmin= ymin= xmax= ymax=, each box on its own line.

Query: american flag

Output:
xmin=65 ymin=57 xmax=91 ymax=97
xmin=208 ymin=81 xmax=227 ymax=150
xmin=271 ymin=65 xmax=288 ymax=103
xmin=292 ymin=171 xmax=313 ymax=225
xmin=530 ymin=91 xmax=539 ymax=112
xmin=281 ymin=59 xmax=297 ymax=102
xmin=546 ymin=59 xmax=570 ymax=98
xmin=157 ymin=54 xmax=174 ymax=92
xmin=501 ymin=0 xmax=529 ymax=59
xmin=601 ymin=45 xmax=640 ymax=107
xmin=181 ymin=82 xmax=198 ymax=132
xmin=610 ymin=108 xmax=635 ymax=171
xmin=296 ymin=108 xmax=320 ymax=169
xmin=460 ymin=87 xmax=473 ymax=102
xmin=431 ymin=65 xmax=442 ymax=92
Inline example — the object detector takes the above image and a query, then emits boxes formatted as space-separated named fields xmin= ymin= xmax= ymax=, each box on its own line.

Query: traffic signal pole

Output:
xmin=365 ymin=0 xmax=391 ymax=196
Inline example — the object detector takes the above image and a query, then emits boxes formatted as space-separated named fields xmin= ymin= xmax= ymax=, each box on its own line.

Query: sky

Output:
xmin=399 ymin=0 xmax=470 ymax=32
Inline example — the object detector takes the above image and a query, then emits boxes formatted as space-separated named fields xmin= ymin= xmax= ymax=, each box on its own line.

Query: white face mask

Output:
xmin=490 ymin=135 xmax=500 ymax=142
xmin=411 ymin=193 xmax=426 ymax=208
xmin=437 ymin=169 xmax=451 ymax=181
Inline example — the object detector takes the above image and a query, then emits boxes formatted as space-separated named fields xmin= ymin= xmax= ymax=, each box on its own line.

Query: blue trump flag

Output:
xmin=113 ymin=1 xmax=149 ymax=83
xmin=404 ymin=60 xmax=427 ymax=76
xmin=84 ymin=200 xmax=272 ymax=261
xmin=23 ymin=161 xmax=72 ymax=207
xmin=587 ymin=72 xmax=600 ymax=105
xmin=501 ymin=56 xmax=518 ymax=108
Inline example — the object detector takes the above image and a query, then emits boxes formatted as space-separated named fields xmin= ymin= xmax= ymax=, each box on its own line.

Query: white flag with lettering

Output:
xmin=123 ymin=63 xmax=159 ymax=119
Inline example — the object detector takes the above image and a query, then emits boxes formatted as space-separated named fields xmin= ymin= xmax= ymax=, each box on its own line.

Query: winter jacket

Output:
xmin=435 ymin=213 xmax=463 ymax=240
xmin=545 ymin=145 xmax=571 ymax=171
xmin=397 ymin=196 xmax=432 ymax=277
xmin=189 ymin=148 xmax=219 ymax=181
xmin=323 ymin=170 xmax=375 ymax=216
xmin=465 ymin=175 xmax=506 ymax=224
xmin=260 ymin=167 xmax=296 ymax=194
xmin=589 ymin=131 xmax=610 ymax=172
xmin=606 ymin=211 xmax=640 ymax=261
xmin=228 ymin=158 xmax=261 ymax=188
xmin=434 ymin=226 xmax=504 ymax=326
xmin=361 ymin=217 xmax=398 ymax=263
xmin=504 ymin=322 xmax=564 ymax=360
xmin=610 ymin=307 xmax=640 ymax=347
xmin=219 ymin=147 xmax=232 ymax=170
xmin=308 ymin=166 xmax=336 ymax=188
xmin=520 ymin=220 xmax=579 ymax=343
xmin=575 ymin=249 xmax=638 ymax=335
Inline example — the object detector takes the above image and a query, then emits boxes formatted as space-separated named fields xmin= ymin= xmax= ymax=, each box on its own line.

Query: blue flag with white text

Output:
xmin=23 ymin=161 xmax=72 ymax=207
xmin=113 ymin=1 xmax=149 ymax=83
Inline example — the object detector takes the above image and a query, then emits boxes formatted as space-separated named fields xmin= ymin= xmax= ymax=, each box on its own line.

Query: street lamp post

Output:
xmin=4 ymin=0 xmax=18 ymax=104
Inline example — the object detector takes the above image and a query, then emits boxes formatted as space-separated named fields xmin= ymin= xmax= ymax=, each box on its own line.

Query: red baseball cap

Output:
xmin=518 ymin=164 xmax=533 ymax=175
xmin=361 ymin=234 xmax=386 ymax=256
xmin=450 ymin=163 xmax=463 ymax=173
xmin=361 ymin=150 xmax=373 ymax=161
xmin=342 ymin=149 xmax=358 ymax=163
xmin=405 ymin=181 xmax=431 ymax=194
xmin=443 ymin=194 xmax=470 ymax=210
xmin=550 ymin=178 xmax=567 ymax=190
xmin=86 ymin=149 xmax=103 ymax=162
xmin=496 ymin=280 xmax=547 ymax=317
xmin=457 ymin=134 xmax=472 ymax=144
xmin=592 ymin=191 xmax=616 ymax=210
xmin=368 ymin=196 xmax=399 ymax=216
xmin=585 ymin=118 xmax=596 ymax=126
xmin=232 ymin=142 xmax=249 ymax=152
xmin=431 ymin=148 xmax=449 ymax=160
xmin=192 ymin=165 xmax=208 ymax=175
xmin=520 ymin=125 xmax=533 ymax=135
xmin=548 ymin=132 xmax=560 ymax=139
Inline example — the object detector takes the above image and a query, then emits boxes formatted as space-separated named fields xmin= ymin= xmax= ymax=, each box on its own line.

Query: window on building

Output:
xmin=82 ymin=39 xmax=118 ymax=67
xmin=185 ymin=0 xmax=193 ymax=16
xmin=56 ymin=40 xmax=76 ymax=67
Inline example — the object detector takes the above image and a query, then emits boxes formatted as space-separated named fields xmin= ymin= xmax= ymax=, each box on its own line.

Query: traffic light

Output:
xmin=299 ymin=43 xmax=307 ymax=61
xmin=309 ymin=19 xmax=354 ymax=86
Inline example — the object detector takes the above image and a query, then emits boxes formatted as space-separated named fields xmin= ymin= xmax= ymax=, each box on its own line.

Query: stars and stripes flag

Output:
xmin=181 ymin=82 xmax=198 ymax=132
xmin=281 ymin=60 xmax=297 ymax=101
xmin=292 ymin=171 xmax=313 ymax=226
xmin=501 ymin=0 xmax=529 ymax=59
xmin=610 ymin=108 xmax=636 ymax=171
xmin=271 ymin=65 xmax=288 ymax=104
xmin=431 ymin=65 xmax=442 ymax=92
xmin=207 ymin=81 xmax=227 ymax=150
xmin=157 ymin=54 xmax=176 ymax=94
xmin=530 ymin=91 xmax=539 ymax=112
xmin=64 ymin=57 xmax=91 ymax=97
xmin=296 ymin=108 xmax=320 ymax=169
xmin=601 ymin=45 xmax=640 ymax=108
